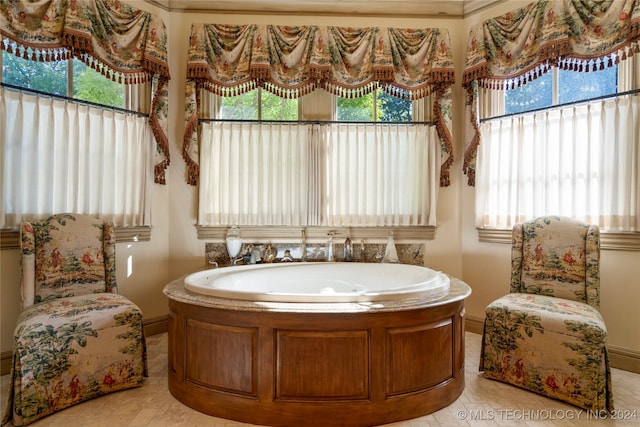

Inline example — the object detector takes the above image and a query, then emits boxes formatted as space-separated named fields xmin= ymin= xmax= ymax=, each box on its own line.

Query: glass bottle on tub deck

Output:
xmin=344 ymin=235 xmax=352 ymax=262
xmin=226 ymin=225 xmax=242 ymax=264
xmin=382 ymin=231 xmax=399 ymax=263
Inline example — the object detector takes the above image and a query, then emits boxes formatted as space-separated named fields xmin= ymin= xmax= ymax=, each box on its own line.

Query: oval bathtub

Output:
xmin=184 ymin=262 xmax=450 ymax=303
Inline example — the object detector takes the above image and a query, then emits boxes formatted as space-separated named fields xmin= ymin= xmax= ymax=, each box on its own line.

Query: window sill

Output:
xmin=196 ymin=226 xmax=436 ymax=243
xmin=477 ymin=228 xmax=640 ymax=251
xmin=0 ymin=226 xmax=152 ymax=250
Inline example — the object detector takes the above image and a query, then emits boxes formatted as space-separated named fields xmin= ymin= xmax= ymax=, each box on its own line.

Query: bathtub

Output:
xmin=184 ymin=262 xmax=450 ymax=303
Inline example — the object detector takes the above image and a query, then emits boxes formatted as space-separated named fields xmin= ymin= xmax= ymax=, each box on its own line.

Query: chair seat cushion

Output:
xmin=481 ymin=293 xmax=611 ymax=411
xmin=486 ymin=293 xmax=606 ymax=337
xmin=5 ymin=293 xmax=147 ymax=426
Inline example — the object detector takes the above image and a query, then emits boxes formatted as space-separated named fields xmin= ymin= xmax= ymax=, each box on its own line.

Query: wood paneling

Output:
xmin=276 ymin=330 xmax=369 ymax=400
xmin=385 ymin=319 xmax=453 ymax=396
xmin=167 ymin=298 xmax=466 ymax=426
xmin=185 ymin=318 xmax=258 ymax=396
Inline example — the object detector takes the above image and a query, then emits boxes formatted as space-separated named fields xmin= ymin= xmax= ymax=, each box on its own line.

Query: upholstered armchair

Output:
xmin=3 ymin=214 xmax=147 ymax=426
xmin=479 ymin=216 xmax=613 ymax=412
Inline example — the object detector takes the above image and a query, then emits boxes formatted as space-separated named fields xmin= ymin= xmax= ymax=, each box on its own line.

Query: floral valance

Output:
xmin=462 ymin=0 xmax=640 ymax=185
xmin=0 ymin=0 xmax=171 ymax=184
xmin=183 ymin=24 xmax=456 ymax=187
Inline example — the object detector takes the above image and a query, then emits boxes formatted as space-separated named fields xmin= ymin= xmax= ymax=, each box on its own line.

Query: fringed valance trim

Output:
xmin=195 ymin=70 xmax=456 ymax=102
xmin=191 ymin=69 xmax=457 ymax=102
xmin=202 ymin=80 xmax=259 ymax=98
xmin=150 ymin=76 xmax=171 ymax=184
xmin=183 ymin=81 xmax=201 ymax=186
xmin=465 ymin=42 xmax=640 ymax=91
xmin=433 ymin=86 xmax=454 ymax=187
xmin=463 ymin=84 xmax=480 ymax=187
xmin=262 ymin=82 xmax=318 ymax=99
xmin=322 ymin=81 xmax=382 ymax=99
xmin=0 ymin=37 xmax=70 ymax=61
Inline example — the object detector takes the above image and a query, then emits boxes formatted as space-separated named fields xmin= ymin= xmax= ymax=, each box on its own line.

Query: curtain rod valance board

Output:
xmin=183 ymin=23 xmax=456 ymax=187
xmin=462 ymin=0 xmax=640 ymax=186
xmin=0 ymin=0 xmax=171 ymax=184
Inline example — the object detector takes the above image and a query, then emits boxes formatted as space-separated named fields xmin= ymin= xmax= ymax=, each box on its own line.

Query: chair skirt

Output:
xmin=3 ymin=293 xmax=147 ymax=426
xmin=480 ymin=293 xmax=613 ymax=412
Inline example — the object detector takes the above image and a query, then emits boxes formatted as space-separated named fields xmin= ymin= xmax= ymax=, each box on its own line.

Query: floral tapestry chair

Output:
xmin=479 ymin=216 xmax=613 ymax=412
xmin=3 ymin=214 xmax=147 ymax=426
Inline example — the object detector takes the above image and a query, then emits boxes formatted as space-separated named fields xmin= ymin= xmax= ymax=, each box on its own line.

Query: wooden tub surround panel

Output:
xmin=166 ymin=283 xmax=470 ymax=427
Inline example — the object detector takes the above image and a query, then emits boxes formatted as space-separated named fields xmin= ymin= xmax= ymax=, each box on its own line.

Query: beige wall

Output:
xmin=1 ymin=1 xmax=638 ymax=367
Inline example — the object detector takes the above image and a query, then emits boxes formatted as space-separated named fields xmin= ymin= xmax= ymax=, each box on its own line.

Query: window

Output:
xmin=218 ymin=88 xmax=298 ymax=120
xmin=336 ymin=88 xmax=413 ymax=122
xmin=504 ymin=66 xmax=618 ymax=114
xmin=1 ymin=47 xmax=153 ymax=229
xmin=199 ymin=88 xmax=439 ymax=229
xmin=476 ymin=63 xmax=640 ymax=232
xmin=198 ymin=121 xmax=439 ymax=228
xmin=2 ymin=45 xmax=125 ymax=108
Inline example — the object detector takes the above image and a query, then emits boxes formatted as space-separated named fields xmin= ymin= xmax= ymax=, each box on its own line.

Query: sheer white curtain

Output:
xmin=476 ymin=94 xmax=640 ymax=231
xmin=199 ymin=122 xmax=440 ymax=227
xmin=199 ymin=122 xmax=315 ymax=226
xmin=0 ymin=87 xmax=154 ymax=228
xmin=324 ymin=124 xmax=439 ymax=226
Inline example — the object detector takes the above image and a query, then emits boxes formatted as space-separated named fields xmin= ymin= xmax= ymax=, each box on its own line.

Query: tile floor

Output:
xmin=2 ymin=332 xmax=639 ymax=426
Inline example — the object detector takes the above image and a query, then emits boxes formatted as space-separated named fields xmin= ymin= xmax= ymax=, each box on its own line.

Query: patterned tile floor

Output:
xmin=2 ymin=332 xmax=639 ymax=426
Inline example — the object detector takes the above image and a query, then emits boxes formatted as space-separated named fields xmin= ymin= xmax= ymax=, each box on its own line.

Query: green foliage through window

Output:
xmin=2 ymin=46 xmax=124 ymax=108
xmin=2 ymin=50 xmax=68 ymax=96
xmin=73 ymin=60 xmax=124 ymax=108
xmin=337 ymin=89 xmax=412 ymax=122
xmin=219 ymin=89 xmax=298 ymax=120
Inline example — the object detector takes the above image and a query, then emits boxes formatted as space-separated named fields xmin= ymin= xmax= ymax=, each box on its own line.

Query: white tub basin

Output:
xmin=184 ymin=262 xmax=450 ymax=303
